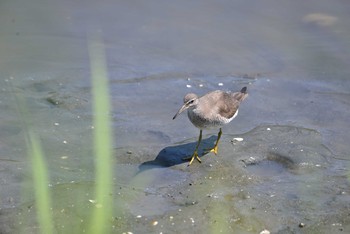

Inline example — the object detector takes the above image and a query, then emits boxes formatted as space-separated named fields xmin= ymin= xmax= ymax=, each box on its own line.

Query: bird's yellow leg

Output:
xmin=183 ymin=130 xmax=202 ymax=165
xmin=205 ymin=128 xmax=222 ymax=155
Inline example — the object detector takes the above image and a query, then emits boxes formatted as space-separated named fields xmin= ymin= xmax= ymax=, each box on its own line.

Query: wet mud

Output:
xmin=1 ymin=0 xmax=350 ymax=233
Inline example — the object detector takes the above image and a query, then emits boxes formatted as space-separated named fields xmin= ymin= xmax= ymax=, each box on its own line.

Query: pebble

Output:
xmin=233 ymin=137 xmax=243 ymax=142
xmin=152 ymin=221 xmax=158 ymax=226
xmin=299 ymin=222 xmax=305 ymax=228
xmin=260 ymin=230 xmax=270 ymax=234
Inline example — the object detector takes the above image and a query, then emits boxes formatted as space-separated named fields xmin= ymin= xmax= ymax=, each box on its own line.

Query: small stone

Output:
xmin=260 ymin=230 xmax=270 ymax=234
xmin=233 ymin=137 xmax=243 ymax=142
xmin=299 ymin=223 xmax=305 ymax=228
xmin=127 ymin=151 xmax=132 ymax=154
xmin=186 ymin=84 xmax=192 ymax=88
xmin=152 ymin=221 xmax=158 ymax=226
xmin=218 ymin=82 xmax=223 ymax=86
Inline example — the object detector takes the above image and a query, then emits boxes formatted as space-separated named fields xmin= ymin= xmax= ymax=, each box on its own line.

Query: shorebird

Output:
xmin=173 ymin=87 xmax=248 ymax=165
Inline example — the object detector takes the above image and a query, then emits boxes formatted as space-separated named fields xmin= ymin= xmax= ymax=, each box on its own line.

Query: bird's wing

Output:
xmin=232 ymin=90 xmax=248 ymax=102
xmin=218 ymin=94 xmax=240 ymax=119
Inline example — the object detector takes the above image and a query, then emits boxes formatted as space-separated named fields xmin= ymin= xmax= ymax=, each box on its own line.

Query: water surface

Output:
xmin=1 ymin=0 xmax=350 ymax=233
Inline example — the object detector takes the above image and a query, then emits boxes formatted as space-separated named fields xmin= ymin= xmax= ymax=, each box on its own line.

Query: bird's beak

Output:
xmin=173 ymin=104 xmax=188 ymax=120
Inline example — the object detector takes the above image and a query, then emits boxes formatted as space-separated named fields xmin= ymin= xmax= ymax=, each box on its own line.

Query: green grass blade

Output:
xmin=26 ymin=132 xmax=54 ymax=234
xmin=12 ymin=89 xmax=54 ymax=234
xmin=88 ymin=34 xmax=114 ymax=234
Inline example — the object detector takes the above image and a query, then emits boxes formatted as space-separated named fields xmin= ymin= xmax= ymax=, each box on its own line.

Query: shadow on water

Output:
xmin=138 ymin=135 xmax=217 ymax=171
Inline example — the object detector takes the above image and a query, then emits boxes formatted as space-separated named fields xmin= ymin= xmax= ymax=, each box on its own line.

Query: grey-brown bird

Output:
xmin=173 ymin=87 xmax=248 ymax=165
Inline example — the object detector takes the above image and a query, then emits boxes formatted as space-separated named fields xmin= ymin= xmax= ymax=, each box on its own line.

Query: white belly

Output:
xmin=187 ymin=109 xmax=238 ymax=130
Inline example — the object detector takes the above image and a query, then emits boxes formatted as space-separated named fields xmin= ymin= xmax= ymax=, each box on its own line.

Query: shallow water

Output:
xmin=1 ymin=0 xmax=350 ymax=233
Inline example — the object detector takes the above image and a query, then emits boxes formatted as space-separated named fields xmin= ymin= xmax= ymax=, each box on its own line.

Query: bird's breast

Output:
xmin=187 ymin=108 xmax=226 ymax=129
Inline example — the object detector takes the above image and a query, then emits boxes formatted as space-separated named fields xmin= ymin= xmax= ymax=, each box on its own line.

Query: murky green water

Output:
xmin=1 ymin=0 xmax=350 ymax=233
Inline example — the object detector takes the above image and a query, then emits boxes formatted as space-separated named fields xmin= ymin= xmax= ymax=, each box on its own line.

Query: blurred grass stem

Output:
xmin=87 ymin=34 xmax=114 ymax=234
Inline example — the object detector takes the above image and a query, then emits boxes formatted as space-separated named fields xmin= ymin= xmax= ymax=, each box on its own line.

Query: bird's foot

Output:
xmin=204 ymin=145 xmax=219 ymax=155
xmin=182 ymin=151 xmax=201 ymax=166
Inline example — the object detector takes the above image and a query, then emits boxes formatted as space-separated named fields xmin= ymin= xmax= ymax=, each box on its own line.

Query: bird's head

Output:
xmin=173 ymin=93 xmax=198 ymax=120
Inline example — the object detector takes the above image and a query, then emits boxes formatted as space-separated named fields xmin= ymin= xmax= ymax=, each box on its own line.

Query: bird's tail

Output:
xmin=240 ymin=87 xmax=247 ymax=94
xmin=233 ymin=86 xmax=248 ymax=102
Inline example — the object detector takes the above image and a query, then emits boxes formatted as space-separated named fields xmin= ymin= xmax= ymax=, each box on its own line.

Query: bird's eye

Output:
xmin=188 ymin=100 xmax=194 ymax=104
